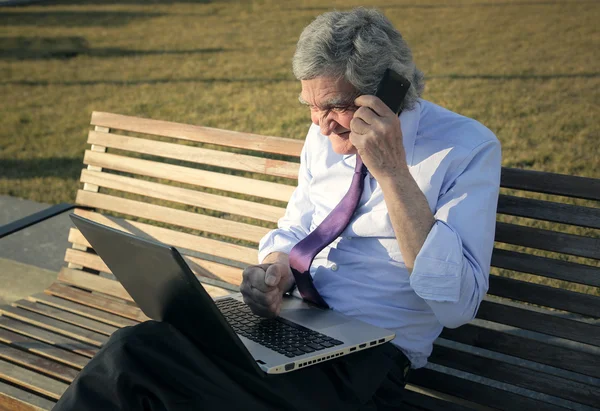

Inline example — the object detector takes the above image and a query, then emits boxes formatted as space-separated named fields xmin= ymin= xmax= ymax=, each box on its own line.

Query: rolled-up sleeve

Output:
xmin=258 ymin=140 xmax=314 ymax=263
xmin=410 ymin=139 xmax=501 ymax=328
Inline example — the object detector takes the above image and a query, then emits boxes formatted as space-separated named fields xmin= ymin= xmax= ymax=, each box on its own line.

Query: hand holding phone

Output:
xmin=374 ymin=69 xmax=411 ymax=115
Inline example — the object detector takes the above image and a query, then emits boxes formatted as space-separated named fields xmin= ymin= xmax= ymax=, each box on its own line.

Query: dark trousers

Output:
xmin=53 ymin=321 xmax=410 ymax=411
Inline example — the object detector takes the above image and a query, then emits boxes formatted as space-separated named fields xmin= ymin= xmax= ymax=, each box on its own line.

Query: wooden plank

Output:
xmin=477 ymin=300 xmax=600 ymax=347
xmin=12 ymin=300 xmax=119 ymax=337
xmin=441 ymin=324 xmax=600 ymax=378
xmin=0 ymin=343 xmax=78 ymax=383
xmin=497 ymin=194 xmax=600 ymax=229
xmin=28 ymin=294 xmax=137 ymax=328
xmin=402 ymin=390 xmax=476 ymax=411
xmin=0 ymin=306 xmax=108 ymax=348
xmin=57 ymin=268 xmax=231 ymax=302
xmin=489 ymin=275 xmax=600 ymax=318
xmin=0 ymin=316 xmax=97 ymax=359
xmin=429 ymin=345 xmax=599 ymax=408
xmin=0 ymin=327 xmax=88 ymax=369
xmin=87 ymin=131 xmax=300 ymax=179
xmin=79 ymin=169 xmax=285 ymax=223
xmin=83 ymin=150 xmax=295 ymax=202
xmin=75 ymin=190 xmax=270 ymax=244
xmin=71 ymin=208 xmax=258 ymax=265
xmin=495 ymin=222 xmax=600 ymax=260
xmin=0 ymin=379 xmax=55 ymax=411
xmin=64 ymin=249 xmax=243 ymax=287
xmin=90 ymin=111 xmax=304 ymax=157
xmin=409 ymin=367 xmax=569 ymax=411
xmin=491 ymin=248 xmax=600 ymax=287
xmin=57 ymin=268 xmax=133 ymax=302
xmin=0 ymin=358 xmax=68 ymax=401
xmin=44 ymin=283 xmax=147 ymax=323
xmin=501 ymin=167 xmax=600 ymax=201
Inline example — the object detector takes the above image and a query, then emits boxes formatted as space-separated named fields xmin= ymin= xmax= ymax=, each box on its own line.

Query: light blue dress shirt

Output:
xmin=258 ymin=99 xmax=501 ymax=368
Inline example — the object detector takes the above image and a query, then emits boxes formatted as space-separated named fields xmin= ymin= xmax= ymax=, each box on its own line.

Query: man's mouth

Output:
xmin=336 ymin=131 xmax=350 ymax=138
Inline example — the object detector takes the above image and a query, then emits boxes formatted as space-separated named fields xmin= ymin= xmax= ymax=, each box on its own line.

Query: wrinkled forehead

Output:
xmin=299 ymin=77 xmax=358 ymax=107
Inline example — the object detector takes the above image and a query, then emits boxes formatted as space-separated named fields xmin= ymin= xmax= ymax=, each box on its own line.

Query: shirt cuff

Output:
xmin=409 ymin=220 xmax=463 ymax=303
xmin=257 ymin=229 xmax=299 ymax=264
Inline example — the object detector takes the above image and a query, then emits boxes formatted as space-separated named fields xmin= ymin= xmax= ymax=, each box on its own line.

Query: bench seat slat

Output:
xmin=409 ymin=367 xmax=569 ymax=411
xmin=0 ymin=327 xmax=88 ymax=369
xmin=495 ymin=222 xmax=600 ymax=260
xmin=87 ymin=131 xmax=301 ymax=180
xmin=29 ymin=294 xmax=138 ymax=329
xmin=11 ymin=300 xmax=119 ymax=337
xmin=501 ymin=168 xmax=600 ymax=201
xmin=75 ymin=190 xmax=270 ymax=244
xmin=491 ymin=248 xmax=600 ymax=287
xmin=489 ymin=275 xmax=600 ymax=318
xmin=441 ymin=323 xmax=600 ymax=379
xmin=83 ymin=150 xmax=295 ymax=202
xmin=80 ymin=169 xmax=285 ymax=223
xmin=402 ymin=390 xmax=474 ymax=411
xmin=90 ymin=111 xmax=304 ymax=157
xmin=0 ymin=306 xmax=108 ymax=348
xmin=0 ymin=358 xmax=68 ymax=401
xmin=497 ymin=194 xmax=600 ymax=229
xmin=477 ymin=300 xmax=600 ymax=347
xmin=0 ymin=379 xmax=56 ymax=411
xmin=429 ymin=344 xmax=599 ymax=407
xmin=0 ymin=343 xmax=78 ymax=383
xmin=72 ymin=209 xmax=258 ymax=265
xmin=44 ymin=283 xmax=145 ymax=323
xmin=0 ymin=317 xmax=97 ymax=359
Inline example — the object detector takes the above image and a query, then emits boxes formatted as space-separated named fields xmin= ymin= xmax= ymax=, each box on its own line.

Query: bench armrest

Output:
xmin=0 ymin=203 xmax=89 ymax=239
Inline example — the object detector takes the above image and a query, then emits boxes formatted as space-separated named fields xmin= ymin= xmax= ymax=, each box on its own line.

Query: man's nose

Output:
xmin=314 ymin=112 xmax=336 ymax=136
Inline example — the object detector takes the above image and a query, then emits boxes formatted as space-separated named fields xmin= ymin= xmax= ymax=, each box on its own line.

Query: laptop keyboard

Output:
xmin=216 ymin=297 xmax=343 ymax=358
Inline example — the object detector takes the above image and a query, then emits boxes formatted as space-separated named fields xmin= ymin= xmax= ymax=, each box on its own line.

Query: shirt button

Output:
xmin=330 ymin=264 xmax=338 ymax=271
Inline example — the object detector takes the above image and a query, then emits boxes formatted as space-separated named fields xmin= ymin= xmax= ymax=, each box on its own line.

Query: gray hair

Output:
xmin=293 ymin=8 xmax=424 ymax=111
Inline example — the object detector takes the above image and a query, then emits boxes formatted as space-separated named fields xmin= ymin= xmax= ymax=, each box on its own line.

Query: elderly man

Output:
xmin=54 ymin=7 xmax=501 ymax=411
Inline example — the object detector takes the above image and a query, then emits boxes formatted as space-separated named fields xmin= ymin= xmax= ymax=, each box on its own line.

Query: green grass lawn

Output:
xmin=1 ymin=0 xmax=598 ymax=203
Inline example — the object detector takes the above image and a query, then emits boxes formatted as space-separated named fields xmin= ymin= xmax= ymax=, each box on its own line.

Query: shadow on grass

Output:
xmin=292 ymin=0 xmax=600 ymax=11
xmin=0 ymin=157 xmax=83 ymax=180
xmin=427 ymin=73 xmax=600 ymax=80
xmin=0 ymin=36 xmax=226 ymax=60
xmin=0 ymin=10 xmax=165 ymax=26
xmin=6 ymin=0 xmax=213 ymax=4
xmin=1 ymin=76 xmax=296 ymax=86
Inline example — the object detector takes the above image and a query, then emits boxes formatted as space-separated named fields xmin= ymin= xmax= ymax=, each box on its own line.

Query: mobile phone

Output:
xmin=375 ymin=69 xmax=411 ymax=115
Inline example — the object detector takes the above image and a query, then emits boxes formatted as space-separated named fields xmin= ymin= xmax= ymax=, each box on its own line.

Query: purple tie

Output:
xmin=288 ymin=154 xmax=368 ymax=308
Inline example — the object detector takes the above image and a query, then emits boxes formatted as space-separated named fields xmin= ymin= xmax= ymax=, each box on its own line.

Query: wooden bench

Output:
xmin=0 ymin=112 xmax=598 ymax=410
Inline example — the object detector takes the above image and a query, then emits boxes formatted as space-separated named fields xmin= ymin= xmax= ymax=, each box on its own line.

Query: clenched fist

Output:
xmin=240 ymin=257 xmax=294 ymax=318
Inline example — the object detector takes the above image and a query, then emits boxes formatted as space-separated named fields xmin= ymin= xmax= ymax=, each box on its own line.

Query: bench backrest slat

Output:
xmin=494 ymin=221 xmax=600 ymax=260
xmin=90 ymin=111 xmax=304 ymax=156
xmin=501 ymin=168 xmax=600 ymax=201
xmin=491 ymin=248 xmax=600 ymax=287
xmin=488 ymin=275 xmax=600 ymax=318
xmin=79 ymin=169 xmax=285 ymax=223
xmin=87 ymin=131 xmax=301 ymax=180
xmin=75 ymin=190 xmax=270 ymax=244
xmin=497 ymin=194 xmax=600 ymax=229
xmin=477 ymin=300 xmax=600 ymax=347
xmin=83 ymin=150 xmax=295 ymax=202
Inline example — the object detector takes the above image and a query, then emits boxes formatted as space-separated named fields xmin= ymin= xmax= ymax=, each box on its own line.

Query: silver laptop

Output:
xmin=70 ymin=214 xmax=395 ymax=375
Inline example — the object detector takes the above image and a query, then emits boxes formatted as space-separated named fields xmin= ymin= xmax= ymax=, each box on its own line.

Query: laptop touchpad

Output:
xmin=282 ymin=308 xmax=350 ymax=329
